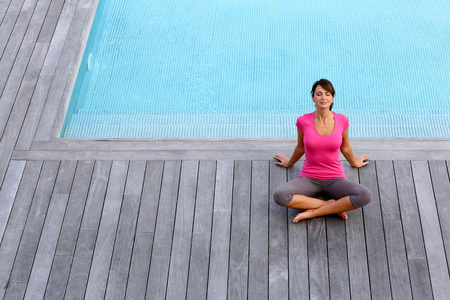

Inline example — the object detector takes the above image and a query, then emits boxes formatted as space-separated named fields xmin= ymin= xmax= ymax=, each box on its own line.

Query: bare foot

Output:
xmin=292 ymin=199 xmax=348 ymax=223
xmin=293 ymin=210 xmax=313 ymax=223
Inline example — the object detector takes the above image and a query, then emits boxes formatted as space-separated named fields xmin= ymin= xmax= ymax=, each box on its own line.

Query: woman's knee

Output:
xmin=351 ymin=186 xmax=372 ymax=208
xmin=273 ymin=188 xmax=292 ymax=207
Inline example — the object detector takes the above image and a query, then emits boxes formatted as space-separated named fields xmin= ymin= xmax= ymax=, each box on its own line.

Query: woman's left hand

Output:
xmin=355 ymin=155 xmax=370 ymax=168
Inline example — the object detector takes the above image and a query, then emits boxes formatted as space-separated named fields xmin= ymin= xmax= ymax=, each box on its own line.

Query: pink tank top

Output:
xmin=296 ymin=111 xmax=349 ymax=179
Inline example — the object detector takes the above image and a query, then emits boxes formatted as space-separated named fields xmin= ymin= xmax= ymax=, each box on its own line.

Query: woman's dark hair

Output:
xmin=310 ymin=79 xmax=335 ymax=111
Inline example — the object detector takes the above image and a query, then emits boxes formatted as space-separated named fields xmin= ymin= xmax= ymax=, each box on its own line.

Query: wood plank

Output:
xmin=105 ymin=195 xmax=140 ymax=300
xmin=0 ymin=0 xmax=26 ymax=59
xmin=359 ymin=161 xmax=391 ymax=299
xmin=166 ymin=161 xmax=199 ymax=300
xmin=268 ymin=162 xmax=288 ymax=299
xmin=0 ymin=160 xmax=25 ymax=243
xmin=0 ymin=0 xmax=43 ymax=128
xmin=3 ymin=282 xmax=27 ymax=300
xmin=327 ymin=215 xmax=350 ymax=300
xmin=0 ymin=228 xmax=23 ymax=299
xmin=376 ymin=160 xmax=412 ymax=300
xmin=0 ymin=161 xmax=41 ymax=299
xmin=24 ymin=194 xmax=69 ymax=300
xmin=186 ymin=161 xmax=216 ymax=300
xmin=35 ymin=2 xmax=93 ymax=141
xmin=124 ymin=160 xmax=146 ymax=196
xmin=65 ymin=160 xmax=111 ymax=299
xmin=207 ymin=160 xmax=234 ymax=300
xmin=44 ymin=255 xmax=72 ymax=299
xmin=429 ymin=161 xmax=450 ymax=272
xmin=393 ymin=160 xmax=432 ymax=299
xmin=411 ymin=161 xmax=450 ymax=299
xmin=37 ymin=0 xmax=66 ymax=43
xmin=15 ymin=75 xmax=53 ymax=150
xmin=84 ymin=161 xmax=128 ymax=299
xmin=126 ymin=160 xmax=163 ymax=300
xmin=7 ymin=160 xmax=59 ymax=284
xmin=228 ymin=160 xmax=251 ymax=300
xmin=247 ymin=161 xmax=269 ymax=300
xmin=0 ymin=42 xmax=48 ymax=184
xmin=146 ymin=161 xmax=181 ymax=299
xmin=343 ymin=162 xmax=371 ymax=299
xmin=52 ymin=160 xmax=77 ymax=194
xmin=308 ymin=217 xmax=329 ymax=299
xmin=286 ymin=161 xmax=309 ymax=300
xmin=80 ymin=160 xmax=112 ymax=231
xmin=55 ymin=160 xmax=94 ymax=256
xmin=0 ymin=0 xmax=14 ymax=25
xmin=105 ymin=160 xmax=145 ymax=299
xmin=64 ymin=229 xmax=97 ymax=300
xmin=105 ymin=161 xmax=146 ymax=298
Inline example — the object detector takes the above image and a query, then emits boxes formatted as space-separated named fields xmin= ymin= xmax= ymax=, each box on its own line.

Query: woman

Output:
xmin=273 ymin=79 xmax=372 ymax=223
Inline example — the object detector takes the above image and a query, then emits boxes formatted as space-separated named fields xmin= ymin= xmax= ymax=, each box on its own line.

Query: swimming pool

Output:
xmin=62 ymin=0 xmax=450 ymax=138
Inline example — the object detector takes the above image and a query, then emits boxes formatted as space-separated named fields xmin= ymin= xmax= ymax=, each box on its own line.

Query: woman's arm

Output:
xmin=340 ymin=129 xmax=369 ymax=168
xmin=274 ymin=128 xmax=305 ymax=167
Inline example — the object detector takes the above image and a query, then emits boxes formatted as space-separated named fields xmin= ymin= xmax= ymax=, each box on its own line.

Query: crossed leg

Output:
xmin=290 ymin=196 xmax=355 ymax=223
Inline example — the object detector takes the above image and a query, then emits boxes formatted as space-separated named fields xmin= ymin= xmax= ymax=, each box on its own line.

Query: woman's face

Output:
xmin=312 ymin=85 xmax=334 ymax=110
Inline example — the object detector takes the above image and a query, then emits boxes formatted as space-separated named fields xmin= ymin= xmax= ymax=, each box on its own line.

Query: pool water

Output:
xmin=62 ymin=0 xmax=450 ymax=138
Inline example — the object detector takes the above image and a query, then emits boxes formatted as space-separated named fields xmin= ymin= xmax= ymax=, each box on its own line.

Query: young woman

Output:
xmin=273 ymin=79 xmax=372 ymax=223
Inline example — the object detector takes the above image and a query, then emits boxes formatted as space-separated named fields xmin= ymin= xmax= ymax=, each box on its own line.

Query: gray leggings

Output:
xmin=273 ymin=177 xmax=372 ymax=208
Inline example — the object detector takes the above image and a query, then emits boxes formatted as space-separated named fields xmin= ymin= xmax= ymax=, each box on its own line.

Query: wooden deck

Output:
xmin=1 ymin=0 xmax=450 ymax=299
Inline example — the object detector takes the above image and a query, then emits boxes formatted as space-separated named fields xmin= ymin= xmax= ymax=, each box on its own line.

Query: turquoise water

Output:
xmin=62 ymin=0 xmax=450 ymax=138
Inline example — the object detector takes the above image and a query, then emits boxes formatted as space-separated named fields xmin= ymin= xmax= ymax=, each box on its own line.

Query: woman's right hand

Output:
xmin=273 ymin=154 xmax=291 ymax=168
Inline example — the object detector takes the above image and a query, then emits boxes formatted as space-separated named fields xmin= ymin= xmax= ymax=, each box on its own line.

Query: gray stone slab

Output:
xmin=228 ymin=160 xmax=251 ymax=300
xmin=359 ymin=162 xmax=391 ymax=299
xmin=24 ymin=194 xmax=69 ymax=300
xmin=166 ymin=161 xmax=199 ymax=300
xmin=268 ymin=163 xmax=288 ymax=299
xmin=207 ymin=161 xmax=234 ymax=299
xmin=248 ymin=161 xmax=269 ymax=300
xmin=186 ymin=161 xmax=216 ymax=300
xmin=343 ymin=162 xmax=370 ymax=299
xmin=147 ymin=161 xmax=181 ymax=299
xmin=411 ymin=161 xmax=450 ymax=299
xmin=84 ymin=161 xmax=128 ymax=300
